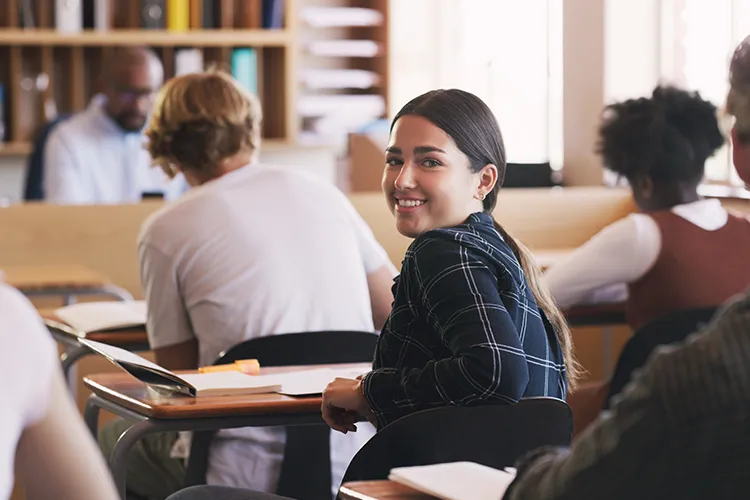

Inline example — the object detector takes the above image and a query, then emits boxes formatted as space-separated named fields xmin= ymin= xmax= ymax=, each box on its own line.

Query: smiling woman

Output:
xmin=321 ymin=89 xmax=581 ymax=433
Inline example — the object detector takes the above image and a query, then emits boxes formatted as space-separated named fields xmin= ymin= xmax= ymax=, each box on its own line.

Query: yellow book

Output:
xmin=167 ymin=0 xmax=190 ymax=31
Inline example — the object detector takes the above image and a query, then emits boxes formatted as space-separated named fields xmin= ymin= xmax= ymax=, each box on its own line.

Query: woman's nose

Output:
xmin=393 ymin=163 xmax=417 ymax=190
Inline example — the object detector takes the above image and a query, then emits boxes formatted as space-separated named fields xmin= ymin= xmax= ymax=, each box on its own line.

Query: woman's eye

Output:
xmin=385 ymin=157 xmax=402 ymax=166
xmin=422 ymin=159 xmax=440 ymax=167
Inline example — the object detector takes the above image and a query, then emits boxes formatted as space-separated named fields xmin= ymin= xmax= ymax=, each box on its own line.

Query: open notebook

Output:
xmin=80 ymin=339 xmax=370 ymax=398
xmin=55 ymin=300 xmax=147 ymax=333
xmin=389 ymin=462 xmax=517 ymax=500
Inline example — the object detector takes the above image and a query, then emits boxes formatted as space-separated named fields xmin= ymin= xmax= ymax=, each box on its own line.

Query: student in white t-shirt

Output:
xmin=0 ymin=283 xmax=118 ymax=500
xmin=97 ymin=70 xmax=397 ymax=500
xmin=543 ymin=85 xmax=750 ymax=329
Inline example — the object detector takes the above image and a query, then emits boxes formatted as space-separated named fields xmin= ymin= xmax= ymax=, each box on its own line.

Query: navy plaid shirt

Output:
xmin=362 ymin=212 xmax=567 ymax=429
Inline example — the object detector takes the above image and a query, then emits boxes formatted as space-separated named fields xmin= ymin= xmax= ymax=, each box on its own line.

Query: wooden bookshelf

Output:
xmin=296 ymin=0 xmax=389 ymax=146
xmin=0 ymin=0 xmax=391 ymax=157
xmin=0 ymin=0 xmax=298 ymax=149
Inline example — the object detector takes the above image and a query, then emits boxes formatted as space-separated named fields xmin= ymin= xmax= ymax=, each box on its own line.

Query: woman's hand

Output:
xmin=321 ymin=377 xmax=376 ymax=433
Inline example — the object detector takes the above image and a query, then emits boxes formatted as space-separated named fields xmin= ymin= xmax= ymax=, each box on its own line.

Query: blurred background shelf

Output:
xmin=0 ymin=0 xmax=389 ymax=153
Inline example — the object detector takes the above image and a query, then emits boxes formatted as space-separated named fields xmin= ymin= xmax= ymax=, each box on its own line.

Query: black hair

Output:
xmin=390 ymin=89 xmax=581 ymax=388
xmin=596 ymin=85 xmax=725 ymax=184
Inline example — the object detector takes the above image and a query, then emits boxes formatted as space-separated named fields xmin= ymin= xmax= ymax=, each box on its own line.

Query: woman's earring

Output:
xmin=475 ymin=193 xmax=486 ymax=201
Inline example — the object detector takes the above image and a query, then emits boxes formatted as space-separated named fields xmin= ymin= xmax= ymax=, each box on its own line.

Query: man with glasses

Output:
xmin=43 ymin=46 xmax=184 ymax=204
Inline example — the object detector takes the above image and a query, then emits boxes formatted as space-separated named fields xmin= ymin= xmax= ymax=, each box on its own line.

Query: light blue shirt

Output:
xmin=43 ymin=95 xmax=186 ymax=204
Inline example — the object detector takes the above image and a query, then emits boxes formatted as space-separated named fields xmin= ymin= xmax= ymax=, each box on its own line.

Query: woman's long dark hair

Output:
xmin=391 ymin=89 xmax=581 ymax=389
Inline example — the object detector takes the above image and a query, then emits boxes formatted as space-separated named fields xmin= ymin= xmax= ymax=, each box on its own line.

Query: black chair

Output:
xmin=503 ymin=162 xmax=559 ymax=188
xmin=184 ymin=330 xmax=379 ymax=500
xmin=23 ymin=113 xmax=71 ymax=201
xmin=340 ymin=398 xmax=572 ymax=487
xmin=604 ymin=306 xmax=718 ymax=408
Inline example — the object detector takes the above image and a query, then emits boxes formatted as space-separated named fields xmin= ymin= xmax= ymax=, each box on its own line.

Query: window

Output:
xmin=660 ymin=0 xmax=750 ymax=185
xmin=389 ymin=0 xmax=563 ymax=168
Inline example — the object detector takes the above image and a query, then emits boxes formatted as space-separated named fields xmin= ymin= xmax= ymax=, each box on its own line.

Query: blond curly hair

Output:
xmin=146 ymin=70 xmax=262 ymax=178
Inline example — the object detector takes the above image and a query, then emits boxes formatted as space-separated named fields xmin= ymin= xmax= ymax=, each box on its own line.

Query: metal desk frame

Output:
xmin=84 ymin=394 xmax=323 ymax=499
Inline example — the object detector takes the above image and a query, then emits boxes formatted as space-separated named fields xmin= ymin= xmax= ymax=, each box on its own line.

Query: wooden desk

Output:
xmin=339 ymin=481 xmax=434 ymax=500
xmin=2 ymin=264 xmax=132 ymax=303
xmin=82 ymin=363 xmax=370 ymax=498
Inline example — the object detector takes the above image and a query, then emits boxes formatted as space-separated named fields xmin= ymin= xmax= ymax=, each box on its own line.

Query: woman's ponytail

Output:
xmin=492 ymin=219 xmax=583 ymax=390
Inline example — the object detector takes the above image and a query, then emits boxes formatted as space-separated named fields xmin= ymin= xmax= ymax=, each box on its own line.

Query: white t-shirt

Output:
xmin=543 ymin=199 xmax=733 ymax=309
xmin=43 ymin=94 xmax=186 ymax=204
xmin=0 ymin=284 xmax=57 ymax=500
xmin=138 ymin=164 xmax=392 ymax=495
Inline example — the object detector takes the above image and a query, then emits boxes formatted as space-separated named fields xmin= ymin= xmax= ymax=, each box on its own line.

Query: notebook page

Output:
xmin=389 ymin=462 xmax=516 ymax=500
xmin=272 ymin=365 xmax=371 ymax=396
xmin=55 ymin=300 xmax=147 ymax=332
xmin=179 ymin=372 xmax=282 ymax=395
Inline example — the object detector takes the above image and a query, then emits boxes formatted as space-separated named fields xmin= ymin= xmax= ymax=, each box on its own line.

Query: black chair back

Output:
xmin=185 ymin=330 xmax=378 ymax=500
xmin=24 ymin=114 xmax=71 ymax=201
xmin=605 ymin=306 xmax=718 ymax=408
xmin=341 ymin=398 xmax=572 ymax=486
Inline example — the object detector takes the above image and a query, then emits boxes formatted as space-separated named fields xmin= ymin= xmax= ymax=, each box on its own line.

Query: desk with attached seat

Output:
xmin=83 ymin=363 xmax=370 ymax=499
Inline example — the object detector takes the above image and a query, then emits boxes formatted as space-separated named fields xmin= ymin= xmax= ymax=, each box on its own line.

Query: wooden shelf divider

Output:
xmin=0 ymin=29 xmax=292 ymax=47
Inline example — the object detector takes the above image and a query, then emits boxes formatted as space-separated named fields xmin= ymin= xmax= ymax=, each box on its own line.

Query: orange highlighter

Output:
xmin=198 ymin=359 xmax=260 ymax=375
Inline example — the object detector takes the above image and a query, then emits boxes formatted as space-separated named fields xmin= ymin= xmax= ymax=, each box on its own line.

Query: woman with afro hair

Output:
xmin=544 ymin=85 xmax=750 ymax=330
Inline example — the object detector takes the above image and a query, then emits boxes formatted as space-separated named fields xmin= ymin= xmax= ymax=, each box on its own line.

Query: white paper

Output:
xmin=274 ymin=365 xmax=369 ymax=396
xmin=55 ymin=300 xmax=147 ymax=333
xmin=389 ymin=462 xmax=516 ymax=500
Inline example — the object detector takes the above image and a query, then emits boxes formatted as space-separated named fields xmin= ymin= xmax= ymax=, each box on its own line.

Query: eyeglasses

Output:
xmin=113 ymin=89 xmax=156 ymax=103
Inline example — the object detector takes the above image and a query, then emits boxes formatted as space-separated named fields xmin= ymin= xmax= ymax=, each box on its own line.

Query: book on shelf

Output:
xmin=307 ymin=40 xmax=381 ymax=58
xmin=239 ymin=0 xmax=262 ymax=28
xmin=94 ymin=0 xmax=110 ymax=30
xmin=232 ymin=48 xmax=259 ymax=97
xmin=262 ymin=0 xmax=284 ymax=29
xmin=175 ymin=49 xmax=204 ymax=75
xmin=195 ymin=0 xmax=215 ymax=28
xmin=81 ymin=338 xmax=372 ymax=398
xmin=83 ymin=0 xmax=111 ymax=30
xmin=53 ymin=300 xmax=147 ymax=333
xmin=388 ymin=462 xmax=517 ymax=500
xmin=56 ymin=0 xmax=83 ymax=33
xmin=301 ymin=7 xmax=383 ymax=28
xmin=20 ymin=0 xmax=35 ymax=28
xmin=141 ymin=0 xmax=166 ymax=29
xmin=167 ymin=0 xmax=189 ymax=31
